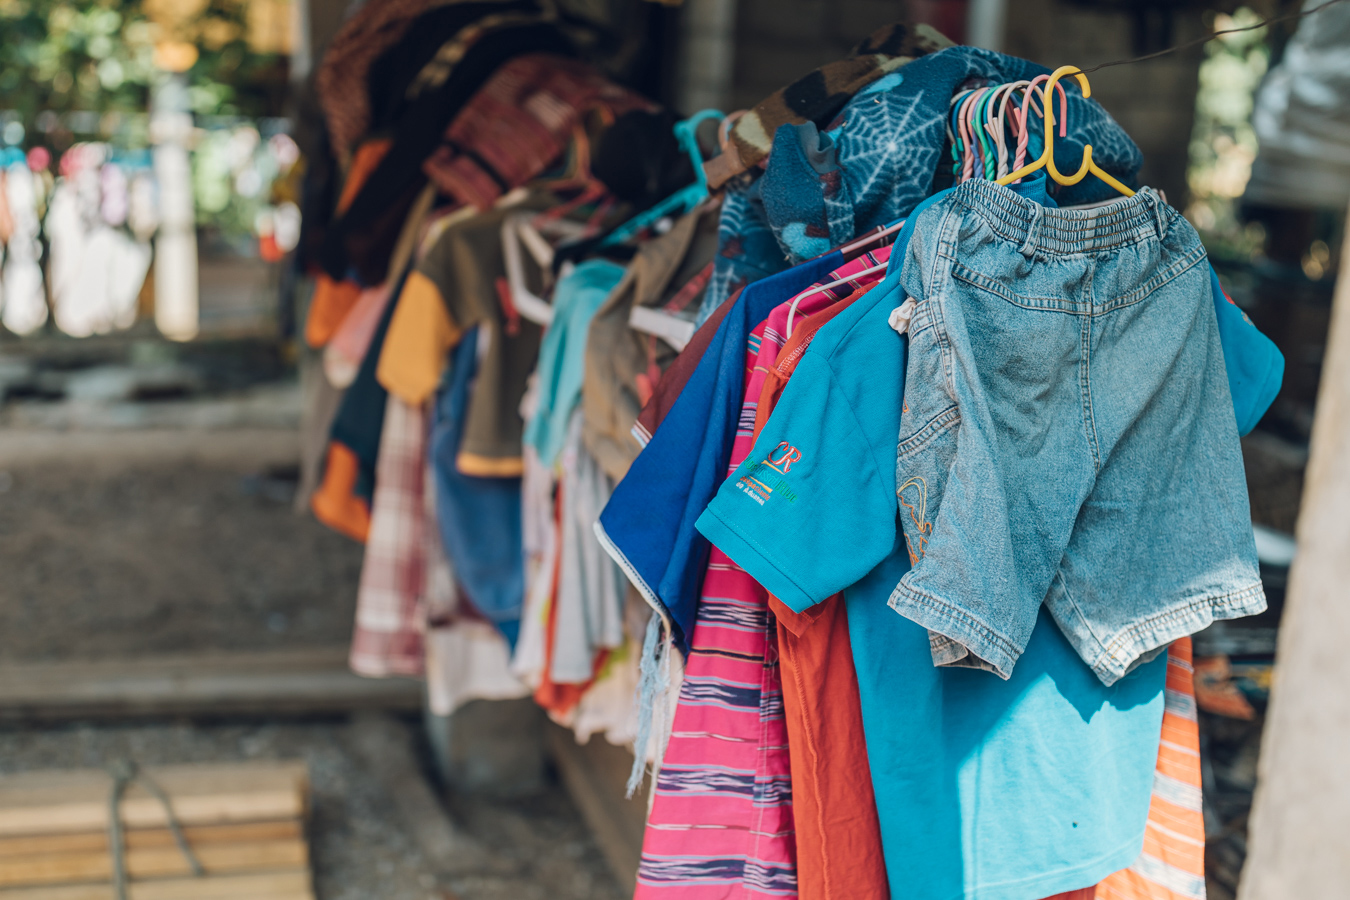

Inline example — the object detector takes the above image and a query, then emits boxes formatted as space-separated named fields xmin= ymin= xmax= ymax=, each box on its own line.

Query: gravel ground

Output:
xmin=0 ymin=429 xmax=623 ymax=900
xmin=0 ymin=716 xmax=623 ymax=900
xmin=0 ymin=458 xmax=361 ymax=662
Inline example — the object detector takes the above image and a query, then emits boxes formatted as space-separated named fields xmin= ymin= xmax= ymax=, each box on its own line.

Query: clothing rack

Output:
xmin=301 ymin=12 xmax=1285 ymax=900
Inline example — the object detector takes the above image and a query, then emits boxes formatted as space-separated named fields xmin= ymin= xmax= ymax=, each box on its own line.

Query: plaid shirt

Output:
xmin=350 ymin=397 xmax=431 ymax=677
xmin=422 ymin=54 xmax=653 ymax=210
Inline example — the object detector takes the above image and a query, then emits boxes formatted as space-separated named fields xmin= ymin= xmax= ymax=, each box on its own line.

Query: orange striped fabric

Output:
xmin=1097 ymin=637 xmax=1207 ymax=900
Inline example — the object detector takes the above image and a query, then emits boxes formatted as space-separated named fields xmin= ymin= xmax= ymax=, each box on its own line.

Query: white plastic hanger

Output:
xmin=783 ymin=260 xmax=889 ymax=336
xmin=500 ymin=213 xmax=555 ymax=326
xmin=837 ymin=218 xmax=905 ymax=258
xmin=626 ymin=196 xmax=722 ymax=352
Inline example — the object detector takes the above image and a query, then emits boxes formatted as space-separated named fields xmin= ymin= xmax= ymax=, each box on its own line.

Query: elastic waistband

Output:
xmin=955 ymin=180 xmax=1173 ymax=256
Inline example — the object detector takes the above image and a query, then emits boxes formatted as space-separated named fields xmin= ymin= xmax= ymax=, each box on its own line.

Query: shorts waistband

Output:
xmin=956 ymin=180 xmax=1173 ymax=256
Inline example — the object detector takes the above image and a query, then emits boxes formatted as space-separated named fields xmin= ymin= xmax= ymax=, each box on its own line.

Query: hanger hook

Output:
xmin=1043 ymin=66 xmax=1093 ymax=186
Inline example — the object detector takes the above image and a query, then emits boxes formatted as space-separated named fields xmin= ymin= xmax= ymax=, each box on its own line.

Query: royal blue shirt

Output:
xmin=596 ymin=251 xmax=844 ymax=649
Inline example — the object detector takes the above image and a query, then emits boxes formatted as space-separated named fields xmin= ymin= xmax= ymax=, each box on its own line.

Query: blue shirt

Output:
xmin=524 ymin=258 xmax=627 ymax=467
xmin=596 ymin=250 xmax=844 ymax=649
xmin=696 ymin=178 xmax=1283 ymax=899
xmin=432 ymin=329 xmax=523 ymax=648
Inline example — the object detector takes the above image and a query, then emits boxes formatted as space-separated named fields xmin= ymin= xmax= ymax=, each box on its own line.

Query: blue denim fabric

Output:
xmin=432 ymin=328 xmax=523 ymax=648
xmin=891 ymin=181 xmax=1264 ymax=685
xmin=698 ymin=46 xmax=1146 ymax=323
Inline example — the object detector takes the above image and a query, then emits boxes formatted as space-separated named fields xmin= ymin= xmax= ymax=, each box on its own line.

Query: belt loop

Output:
xmin=1153 ymin=189 xmax=1169 ymax=240
xmin=1140 ymin=188 xmax=1166 ymax=241
xmin=1017 ymin=202 xmax=1042 ymax=258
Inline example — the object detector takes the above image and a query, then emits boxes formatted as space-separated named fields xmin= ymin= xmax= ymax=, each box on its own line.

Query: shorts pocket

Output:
xmin=951 ymin=262 xmax=1081 ymax=314
xmin=897 ymin=405 xmax=960 ymax=460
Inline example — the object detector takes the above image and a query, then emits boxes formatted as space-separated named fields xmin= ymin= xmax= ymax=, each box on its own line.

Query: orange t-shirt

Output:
xmin=751 ymin=293 xmax=886 ymax=900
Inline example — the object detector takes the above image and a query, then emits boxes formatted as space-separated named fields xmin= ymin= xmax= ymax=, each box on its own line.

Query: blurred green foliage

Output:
xmin=1185 ymin=7 xmax=1270 ymax=261
xmin=0 ymin=0 xmax=287 ymax=148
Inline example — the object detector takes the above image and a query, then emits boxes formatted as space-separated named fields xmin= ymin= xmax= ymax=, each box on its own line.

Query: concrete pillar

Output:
xmin=676 ymin=0 xmax=738 ymax=114
xmin=423 ymin=698 xmax=546 ymax=797
xmin=1238 ymin=201 xmax=1350 ymax=898
xmin=150 ymin=74 xmax=199 ymax=341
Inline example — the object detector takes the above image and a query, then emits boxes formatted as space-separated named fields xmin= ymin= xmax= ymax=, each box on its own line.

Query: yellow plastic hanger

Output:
xmin=996 ymin=65 xmax=1135 ymax=197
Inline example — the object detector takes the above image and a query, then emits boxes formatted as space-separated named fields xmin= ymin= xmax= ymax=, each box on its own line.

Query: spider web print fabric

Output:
xmin=700 ymin=179 xmax=788 ymax=328
xmin=699 ymin=46 xmax=1145 ymax=323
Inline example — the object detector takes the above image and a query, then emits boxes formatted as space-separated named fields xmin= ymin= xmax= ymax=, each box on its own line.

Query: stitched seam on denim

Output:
xmin=1103 ymin=580 xmax=1266 ymax=659
xmin=1095 ymin=243 xmax=1208 ymax=314
xmin=908 ymin=299 xmax=937 ymax=338
xmin=950 ymin=263 xmax=1084 ymax=313
xmin=888 ymin=579 xmax=1019 ymax=675
xmin=1050 ymin=569 xmax=1112 ymax=658
xmin=1080 ymin=294 xmax=1102 ymax=471
xmin=896 ymin=405 xmax=960 ymax=459
xmin=930 ymin=209 xmax=962 ymax=402
xmin=1093 ymin=581 xmax=1267 ymax=681
xmin=962 ymin=183 xmax=1166 ymax=252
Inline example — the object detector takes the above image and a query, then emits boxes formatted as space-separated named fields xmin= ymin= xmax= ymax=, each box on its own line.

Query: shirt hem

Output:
xmin=456 ymin=451 xmax=526 ymax=477
xmin=1087 ymin=579 xmax=1267 ymax=685
xmin=593 ymin=519 xmax=673 ymax=636
xmin=886 ymin=578 xmax=1020 ymax=680
xmin=694 ymin=506 xmax=821 ymax=614
xmin=935 ymin=831 xmax=1146 ymax=900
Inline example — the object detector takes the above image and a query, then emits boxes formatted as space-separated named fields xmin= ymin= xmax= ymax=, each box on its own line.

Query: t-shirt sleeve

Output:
xmin=1211 ymin=266 xmax=1283 ymax=436
xmin=376 ymin=268 xmax=462 ymax=406
xmin=696 ymin=350 xmax=899 ymax=614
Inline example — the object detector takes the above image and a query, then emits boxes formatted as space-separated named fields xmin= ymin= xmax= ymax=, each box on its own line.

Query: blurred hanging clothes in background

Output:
xmin=1245 ymin=0 xmax=1350 ymax=210
xmin=1 ymin=158 xmax=47 ymax=335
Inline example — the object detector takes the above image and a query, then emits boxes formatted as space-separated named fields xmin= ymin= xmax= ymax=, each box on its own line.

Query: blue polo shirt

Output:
xmin=595 ymin=250 xmax=845 ymax=649
xmin=696 ymin=179 xmax=1282 ymax=899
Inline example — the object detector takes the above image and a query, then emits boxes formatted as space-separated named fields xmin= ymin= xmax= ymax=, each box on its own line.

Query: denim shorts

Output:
xmin=890 ymin=181 xmax=1264 ymax=686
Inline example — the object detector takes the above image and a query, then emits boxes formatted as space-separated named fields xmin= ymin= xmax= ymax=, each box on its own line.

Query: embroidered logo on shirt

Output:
xmin=765 ymin=442 xmax=801 ymax=473
xmin=736 ymin=442 xmax=804 ymax=506
xmin=897 ymin=475 xmax=932 ymax=564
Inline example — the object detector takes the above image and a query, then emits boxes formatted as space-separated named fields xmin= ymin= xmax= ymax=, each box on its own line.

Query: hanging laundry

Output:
xmin=582 ymin=199 xmax=721 ymax=482
xmin=291 ymin=21 xmax=1293 ymax=900
xmin=2 ymin=161 xmax=47 ymax=335
xmin=889 ymin=182 xmax=1264 ymax=684
xmin=695 ymin=174 xmax=1281 ymax=899
xmin=700 ymin=45 xmax=1148 ymax=322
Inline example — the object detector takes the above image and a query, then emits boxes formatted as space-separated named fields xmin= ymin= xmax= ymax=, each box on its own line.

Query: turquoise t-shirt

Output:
xmin=696 ymin=179 xmax=1167 ymax=900
xmin=524 ymin=258 xmax=627 ymax=467
xmin=696 ymin=176 xmax=1283 ymax=899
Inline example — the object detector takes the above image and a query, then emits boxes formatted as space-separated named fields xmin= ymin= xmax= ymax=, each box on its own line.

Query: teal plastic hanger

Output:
xmin=972 ymin=89 xmax=997 ymax=181
xmin=600 ymin=108 xmax=725 ymax=247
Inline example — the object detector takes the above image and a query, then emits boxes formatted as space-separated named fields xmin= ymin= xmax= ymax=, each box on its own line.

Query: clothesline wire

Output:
xmin=1067 ymin=0 xmax=1349 ymax=75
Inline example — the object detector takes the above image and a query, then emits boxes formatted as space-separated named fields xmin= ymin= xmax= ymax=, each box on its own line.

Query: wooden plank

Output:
xmin=1238 ymin=203 xmax=1350 ymax=898
xmin=0 ymin=820 xmax=302 ymax=858
xmin=0 ymin=651 xmax=421 ymax=721
xmin=0 ymin=869 xmax=312 ymax=900
xmin=0 ymin=763 xmax=307 ymax=836
xmin=544 ymin=723 xmax=645 ymax=893
xmin=0 ymin=838 xmax=308 ymax=887
xmin=0 ymin=428 xmax=299 ymax=471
